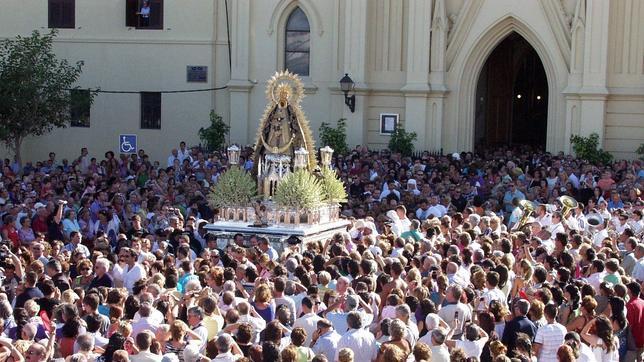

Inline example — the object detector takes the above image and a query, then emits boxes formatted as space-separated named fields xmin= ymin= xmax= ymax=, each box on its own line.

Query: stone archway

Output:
xmin=474 ymin=32 xmax=549 ymax=150
xmin=453 ymin=16 xmax=565 ymax=152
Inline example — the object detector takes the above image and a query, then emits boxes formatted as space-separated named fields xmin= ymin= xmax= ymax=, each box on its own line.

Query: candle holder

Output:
xmin=227 ymin=145 xmax=240 ymax=165
xmin=320 ymin=146 xmax=334 ymax=168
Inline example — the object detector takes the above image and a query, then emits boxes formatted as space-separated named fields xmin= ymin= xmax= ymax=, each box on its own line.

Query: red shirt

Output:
xmin=627 ymin=297 xmax=644 ymax=348
xmin=32 ymin=216 xmax=48 ymax=235
xmin=1 ymin=225 xmax=19 ymax=248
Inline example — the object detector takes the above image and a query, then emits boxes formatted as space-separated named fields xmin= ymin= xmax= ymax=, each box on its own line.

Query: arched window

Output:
xmin=284 ymin=7 xmax=310 ymax=76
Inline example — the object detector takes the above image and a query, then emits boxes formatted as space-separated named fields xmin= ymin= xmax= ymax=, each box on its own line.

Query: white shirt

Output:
xmin=438 ymin=303 xmax=472 ymax=337
xmin=131 ymin=316 xmax=159 ymax=336
xmin=335 ymin=328 xmax=378 ymax=362
xmin=427 ymin=204 xmax=448 ymax=218
xmin=212 ymin=351 xmax=239 ymax=362
xmin=549 ymin=222 xmax=565 ymax=239
xmin=130 ymin=350 xmax=163 ymax=362
xmin=293 ymin=312 xmax=322 ymax=347
xmin=593 ymin=229 xmax=609 ymax=247
xmin=122 ymin=262 xmax=146 ymax=293
xmin=534 ymin=322 xmax=567 ymax=362
xmin=312 ymin=330 xmax=341 ymax=361
xmin=632 ymin=258 xmax=644 ymax=282
xmin=431 ymin=345 xmax=451 ymax=362
xmin=456 ymin=337 xmax=488 ymax=359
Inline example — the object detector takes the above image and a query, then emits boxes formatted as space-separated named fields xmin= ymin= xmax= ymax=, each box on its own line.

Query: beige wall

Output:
xmin=1 ymin=0 xmax=642 ymax=164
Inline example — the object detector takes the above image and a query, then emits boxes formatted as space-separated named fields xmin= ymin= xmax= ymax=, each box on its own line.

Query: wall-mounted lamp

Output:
xmin=339 ymin=73 xmax=356 ymax=113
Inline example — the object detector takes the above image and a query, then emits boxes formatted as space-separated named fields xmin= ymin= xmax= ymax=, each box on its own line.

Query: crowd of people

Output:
xmin=0 ymin=141 xmax=642 ymax=362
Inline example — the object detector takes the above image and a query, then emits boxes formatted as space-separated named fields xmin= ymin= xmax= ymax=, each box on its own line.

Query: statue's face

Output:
xmin=275 ymin=107 xmax=287 ymax=120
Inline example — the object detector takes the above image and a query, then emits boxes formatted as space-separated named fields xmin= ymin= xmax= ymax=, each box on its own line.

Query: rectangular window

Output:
xmin=70 ymin=89 xmax=90 ymax=127
xmin=126 ymin=0 xmax=164 ymax=29
xmin=48 ymin=0 xmax=75 ymax=29
xmin=140 ymin=92 xmax=161 ymax=129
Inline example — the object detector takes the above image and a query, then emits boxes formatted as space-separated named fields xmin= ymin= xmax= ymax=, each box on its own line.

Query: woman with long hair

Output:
xmin=581 ymin=315 xmax=619 ymax=362
xmin=567 ymin=295 xmax=596 ymax=333
xmin=96 ymin=332 xmax=126 ymax=362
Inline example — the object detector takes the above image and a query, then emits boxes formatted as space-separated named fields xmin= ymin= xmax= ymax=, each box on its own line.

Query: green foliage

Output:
xmin=319 ymin=118 xmax=349 ymax=156
xmin=570 ymin=133 xmax=613 ymax=165
xmin=319 ymin=167 xmax=348 ymax=204
xmin=388 ymin=125 xmax=417 ymax=157
xmin=273 ymin=170 xmax=324 ymax=210
xmin=208 ymin=166 xmax=257 ymax=208
xmin=199 ymin=110 xmax=230 ymax=151
xmin=637 ymin=143 xmax=644 ymax=161
xmin=0 ymin=30 xmax=92 ymax=163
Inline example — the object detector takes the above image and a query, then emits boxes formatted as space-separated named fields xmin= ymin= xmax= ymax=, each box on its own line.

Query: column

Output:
xmin=402 ymin=0 xmax=432 ymax=150
xmin=341 ymin=0 xmax=368 ymax=148
xmin=578 ymin=0 xmax=609 ymax=143
xmin=562 ymin=0 xmax=585 ymax=152
xmin=227 ymin=0 xmax=253 ymax=145
xmin=427 ymin=0 xmax=448 ymax=152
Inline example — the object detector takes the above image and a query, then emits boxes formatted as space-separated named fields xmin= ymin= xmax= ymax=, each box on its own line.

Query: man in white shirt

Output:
xmin=335 ymin=312 xmax=378 ymax=362
xmin=584 ymin=259 xmax=607 ymax=290
xmin=437 ymin=285 xmax=472 ymax=338
xmin=311 ymin=319 xmax=341 ymax=361
xmin=548 ymin=212 xmax=565 ymax=240
xmin=186 ymin=306 xmax=209 ymax=353
xmin=211 ymin=334 xmax=241 ymax=362
xmin=131 ymin=303 xmax=159 ymax=337
xmin=480 ymin=272 xmax=507 ymax=310
xmin=167 ymin=149 xmax=180 ymax=167
xmin=119 ymin=247 xmax=146 ymax=294
xmin=293 ymin=296 xmax=322 ymax=347
xmin=130 ymin=331 xmax=162 ymax=362
xmin=429 ymin=329 xmax=451 ymax=362
xmin=427 ymin=195 xmax=448 ymax=218
xmin=534 ymin=304 xmax=567 ymax=362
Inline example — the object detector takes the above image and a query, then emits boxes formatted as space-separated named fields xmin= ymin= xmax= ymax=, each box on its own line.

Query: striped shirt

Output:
xmin=534 ymin=322 xmax=567 ymax=362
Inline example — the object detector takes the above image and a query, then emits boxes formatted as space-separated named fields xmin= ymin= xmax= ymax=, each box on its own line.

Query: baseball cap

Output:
xmin=34 ymin=202 xmax=47 ymax=209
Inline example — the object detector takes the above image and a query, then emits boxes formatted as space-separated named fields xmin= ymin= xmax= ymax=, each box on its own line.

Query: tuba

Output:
xmin=558 ymin=196 xmax=578 ymax=219
xmin=516 ymin=200 xmax=535 ymax=230
xmin=586 ymin=213 xmax=604 ymax=234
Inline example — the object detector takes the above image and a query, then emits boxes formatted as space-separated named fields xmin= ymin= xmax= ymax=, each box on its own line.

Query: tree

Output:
xmin=319 ymin=118 xmax=349 ymax=156
xmin=198 ymin=110 xmax=230 ymax=152
xmin=388 ymin=125 xmax=417 ymax=157
xmin=569 ymin=133 xmax=613 ymax=165
xmin=0 ymin=30 xmax=91 ymax=164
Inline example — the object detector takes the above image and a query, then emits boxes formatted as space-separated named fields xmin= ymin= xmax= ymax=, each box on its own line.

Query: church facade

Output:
xmin=1 ymin=0 xmax=642 ymax=161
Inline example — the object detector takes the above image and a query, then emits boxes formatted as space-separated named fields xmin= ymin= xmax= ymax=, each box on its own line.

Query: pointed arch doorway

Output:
xmin=474 ymin=32 xmax=548 ymax=150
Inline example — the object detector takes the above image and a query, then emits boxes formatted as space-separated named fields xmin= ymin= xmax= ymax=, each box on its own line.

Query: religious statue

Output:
xmin=252 ymin=199 xmax=268 ymax=227
xmin=254 ymin=71 xmax=317 ymax=197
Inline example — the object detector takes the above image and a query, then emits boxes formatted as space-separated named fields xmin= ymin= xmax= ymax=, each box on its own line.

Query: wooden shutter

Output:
xmin=125 ymin=0 xmax=138 ymax=27
xmin=61 ymin=0 xmax=75 ymax=28
xmin=48 ymin=0 xmax=75 ymax=28
xmin=149 ymin=0 xmax=164 ymax=29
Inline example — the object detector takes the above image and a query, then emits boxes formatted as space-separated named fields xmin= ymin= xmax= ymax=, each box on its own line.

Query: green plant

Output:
xmin=570 ymin=133 xmax=613 ymax=165
xmin=273 ymin=170 xmax=324 ymax=210
xmin=199 ymin=110 xmax=230 ymax=151
xmin=319 ymin=118 xmax=349 ymax=156
xmin=0 ymin=30 xmax=93 ymax=164
xmin=637 ymin=143 xmax=644 ymax=161
xmin=388 ymin=125 xmax=417 ymax=157
xmin=319 ymin=167 xmax=348 ymax=204
xmin=208 ymin=166 xmax=256 ymax=208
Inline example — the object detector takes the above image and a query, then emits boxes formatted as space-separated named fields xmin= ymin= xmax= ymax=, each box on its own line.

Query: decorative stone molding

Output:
xmin=453 ymin=15 xmax=566 ymax=152
xmin=267 ymin=0 xmax=324 ymax=36
xmin=446 ymin=0 xmax=484 ymax=71
xmin=538 ymin=0 xmax=572 ymax=70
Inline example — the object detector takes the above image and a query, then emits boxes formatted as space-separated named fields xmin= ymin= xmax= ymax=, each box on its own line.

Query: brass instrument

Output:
xmin=558 ymin=195 xmax=578 ymax=219
xmin=583 ymin=213 xmax=603 ymax=236
xmin=515 ymin=200 xmax=535 ymax=230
